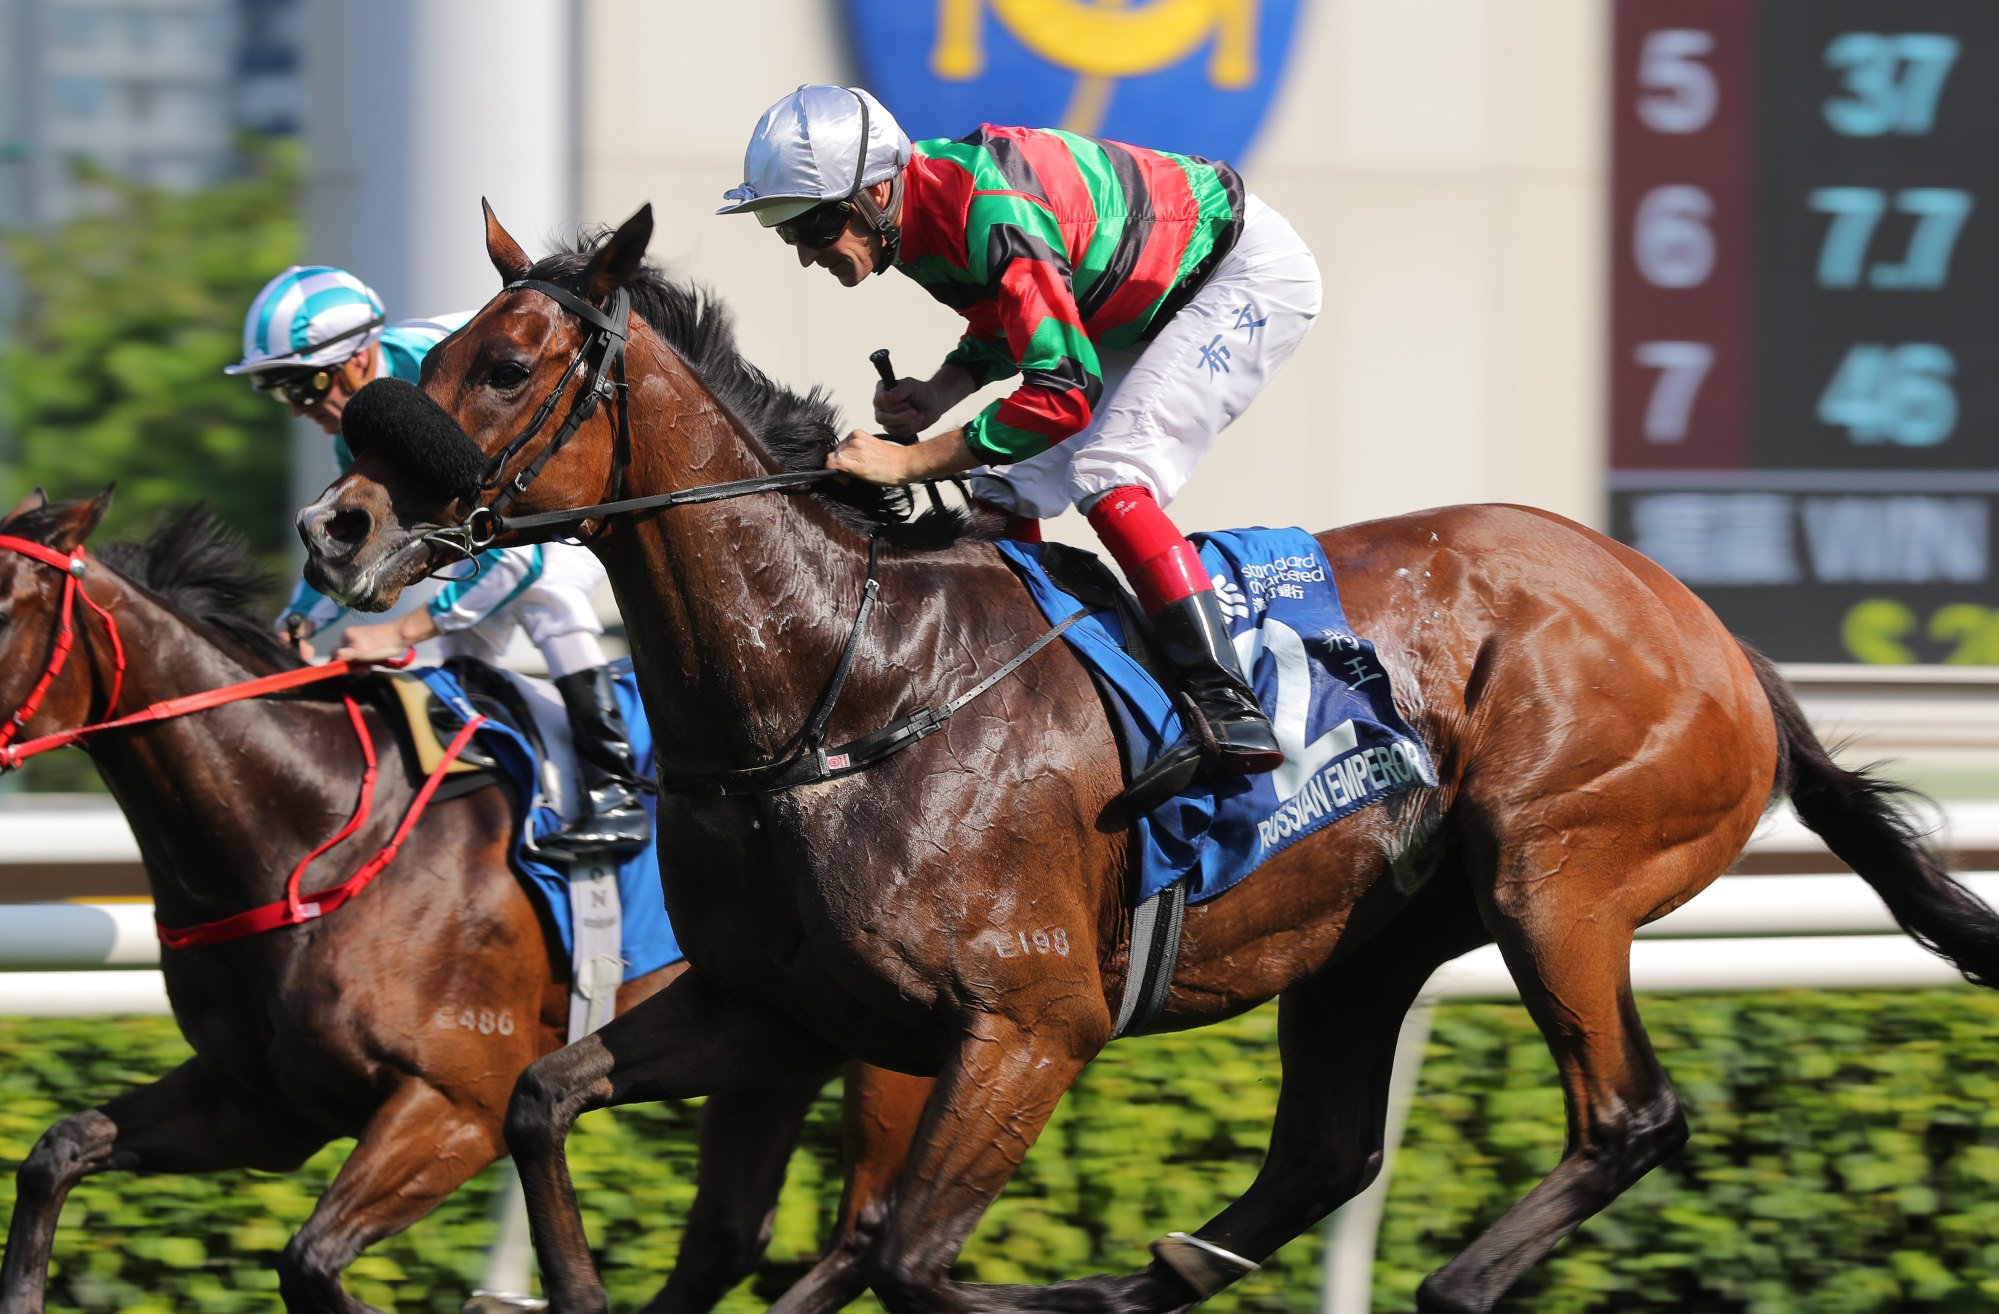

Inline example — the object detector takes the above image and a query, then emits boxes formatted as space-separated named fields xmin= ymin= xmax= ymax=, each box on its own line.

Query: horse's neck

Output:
xmin=597 ymin=460 xmax=873 ymax=768
xmin=81 ymin=580 xmax=381 ymax=923
xmin=592 ymin=379 xmax=1006 ymax=770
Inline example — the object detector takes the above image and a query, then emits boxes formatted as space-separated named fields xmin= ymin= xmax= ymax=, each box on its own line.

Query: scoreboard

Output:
xmin=1610 ymin=0 xmax=1999 ymax=664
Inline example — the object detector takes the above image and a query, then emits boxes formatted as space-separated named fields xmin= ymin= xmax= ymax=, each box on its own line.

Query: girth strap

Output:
xmin=1112 ymin=881 xmax=1187 ymax=1038
xmin=657 ymin=602 xmax=1084 ymax=797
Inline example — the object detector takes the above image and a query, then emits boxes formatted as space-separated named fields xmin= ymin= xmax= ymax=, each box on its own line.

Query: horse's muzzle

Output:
xmin=297 ymin=501 xmax=375 ymax=574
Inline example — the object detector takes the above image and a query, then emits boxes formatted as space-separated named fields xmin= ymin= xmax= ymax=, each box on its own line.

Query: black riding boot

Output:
xmin=1103 ymin=591 xmax=1284 ymax=828
xmin=541 ymin=666 xmax=652 ymax=859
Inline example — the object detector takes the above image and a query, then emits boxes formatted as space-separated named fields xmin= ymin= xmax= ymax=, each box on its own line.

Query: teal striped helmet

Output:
xmin=223 ymin=265 xmax=386 ymax=376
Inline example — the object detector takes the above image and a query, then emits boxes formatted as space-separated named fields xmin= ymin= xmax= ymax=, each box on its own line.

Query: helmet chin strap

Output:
xmin=853 ymin=171 xmax=905 ymax=275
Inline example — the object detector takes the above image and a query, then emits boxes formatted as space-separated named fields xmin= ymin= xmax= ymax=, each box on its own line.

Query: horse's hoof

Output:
xmin=463 ymin=1293 xmax=548 ymax=1313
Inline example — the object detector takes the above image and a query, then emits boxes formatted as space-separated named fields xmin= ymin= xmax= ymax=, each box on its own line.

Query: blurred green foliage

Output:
xmin=6 ymin=988 xmax=1999 ymax=1311
xmin=0 ymin=145 xmax=299 ymax=793
xmin=0 ymin=142 xmax=300 ymax=564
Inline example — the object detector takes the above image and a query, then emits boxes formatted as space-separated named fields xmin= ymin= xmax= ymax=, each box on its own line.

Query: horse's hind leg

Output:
xmin=767 ymin=1064 xmax=932 ymax=1314
xmin=1153 ymin=872 xmax=1489 ymax=1296
xmin=275 ymin=1079 xmax=503 ymax=1314
xmin=1415 ymin=854 xmax=1694 ymax=1314
xmin=1 ymin=1059 xmax=324 ymax=1314
xmin=638 ymin=1078 xmax=823 ymax=1314
xmin=504 ymin=966 xmax=842 ymax=1314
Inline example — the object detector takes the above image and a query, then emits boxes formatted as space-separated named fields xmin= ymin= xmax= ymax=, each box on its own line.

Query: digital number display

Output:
xmin=1610 ymin=0 xmax=1999 ymax=663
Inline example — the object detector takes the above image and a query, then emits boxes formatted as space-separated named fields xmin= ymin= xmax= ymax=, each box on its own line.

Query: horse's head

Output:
xmin=297 ymin=202 xmax=655 ymax=611
xmin=0 ymin=487 xmax=116 ymax=751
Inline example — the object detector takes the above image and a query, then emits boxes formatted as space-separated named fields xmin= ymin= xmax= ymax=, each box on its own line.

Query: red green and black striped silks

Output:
xmin=895 ymin=126 xmax=1245 ymax=462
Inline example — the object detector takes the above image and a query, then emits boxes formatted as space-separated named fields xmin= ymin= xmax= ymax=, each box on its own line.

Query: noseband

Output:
xmin=0 ymin=535 xmax=125 ymax=757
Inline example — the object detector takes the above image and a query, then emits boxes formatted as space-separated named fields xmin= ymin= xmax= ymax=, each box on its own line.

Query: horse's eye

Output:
xmin=489 ymin=362 xmax=532 ymax=390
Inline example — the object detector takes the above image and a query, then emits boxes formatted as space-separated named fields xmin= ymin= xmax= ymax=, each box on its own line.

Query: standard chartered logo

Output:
xmin=932 ymin=0 xmax=1261 ymax=87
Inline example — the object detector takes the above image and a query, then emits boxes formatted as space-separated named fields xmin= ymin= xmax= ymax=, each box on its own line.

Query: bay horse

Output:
xmin=0 ymin=492 xmax=926 ymax=1314
xmin=299 ymin=203 xmax=1999 ymax=1314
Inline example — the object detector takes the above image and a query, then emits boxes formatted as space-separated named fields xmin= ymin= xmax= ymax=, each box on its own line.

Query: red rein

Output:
xmin=0 ymin=534 xmax=484 ymax=949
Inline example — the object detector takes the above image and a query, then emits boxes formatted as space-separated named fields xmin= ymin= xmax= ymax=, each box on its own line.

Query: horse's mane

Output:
xmin=91 ymin=507 xmax=303 ymax=669
xmin=525 ymin=238 xmax=995 ymax=549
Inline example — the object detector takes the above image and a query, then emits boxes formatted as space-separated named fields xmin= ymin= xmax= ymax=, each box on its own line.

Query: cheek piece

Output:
xmin=340 ymin=378 xmax=488 ymax=506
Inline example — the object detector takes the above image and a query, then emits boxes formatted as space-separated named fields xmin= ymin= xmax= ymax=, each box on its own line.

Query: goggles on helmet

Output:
xmin=252 ymin=367 xmax=338 ymax=409
xmin=774 ymin=200 xmax=855 ymax=249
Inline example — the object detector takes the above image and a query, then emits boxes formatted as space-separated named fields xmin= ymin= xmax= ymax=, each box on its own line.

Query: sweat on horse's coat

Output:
xmin=300 ymin=204 xmax=1999 ymax=1314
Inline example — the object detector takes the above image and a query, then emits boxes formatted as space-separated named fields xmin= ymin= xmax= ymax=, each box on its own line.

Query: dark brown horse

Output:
xmin=0 ymin=493 xmax=926 ymax=1314
xmin=299 ymin=203 xmax=1999 ymax=1314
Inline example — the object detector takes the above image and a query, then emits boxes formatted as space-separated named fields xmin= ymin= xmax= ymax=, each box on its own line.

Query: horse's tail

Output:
xmin=1741 ymin=640 xmax=1999 ymax=989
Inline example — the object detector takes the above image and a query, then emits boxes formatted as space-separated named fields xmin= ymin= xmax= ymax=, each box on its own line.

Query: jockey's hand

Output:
xmin=874 ymin=377 xmax=944 ymax=436
xmin=278 ymin=613 xmax=317 ymax=641
xmin=828 ymin=429 xmax=982 ymax=486
xmin=335 ymin=611 xmax=440 ymax=664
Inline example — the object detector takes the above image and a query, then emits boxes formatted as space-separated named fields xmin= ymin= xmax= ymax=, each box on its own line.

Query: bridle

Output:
xmin=0 ymin=535 xmax=126 ymax=757
xmin=0 ymin=530 xmax=415 ymax=775
xmin=421 ymin=277 xmax=838 ymax=562
xmin=401 ymin=277 xmax=1080 ymax=795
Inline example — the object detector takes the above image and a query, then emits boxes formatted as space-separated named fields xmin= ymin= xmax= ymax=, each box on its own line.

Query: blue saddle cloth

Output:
xmin=415 ymin=661 xmax=681 ymax=979
xmin=997 ymin=528 xmax=1436 ymax=906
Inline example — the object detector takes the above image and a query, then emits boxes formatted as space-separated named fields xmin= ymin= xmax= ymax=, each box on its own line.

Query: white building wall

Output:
xmin=300 ymin=0 xmax=578 ymax=510
xmin=571 ymin=0 xmax=1609 ymax=541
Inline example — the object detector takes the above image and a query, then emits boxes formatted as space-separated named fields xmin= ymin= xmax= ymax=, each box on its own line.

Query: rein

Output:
xmin=156 ymin=707 xmax=486 ymax=950
xmin=411 ymin=280 xmax=1081 ymax=793
xmin=0 ymin=533 xmax=486 ymax=948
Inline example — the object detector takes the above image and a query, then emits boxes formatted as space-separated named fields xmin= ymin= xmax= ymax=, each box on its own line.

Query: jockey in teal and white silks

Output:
xmin=227 ymin=265 xmax=651 ymax=858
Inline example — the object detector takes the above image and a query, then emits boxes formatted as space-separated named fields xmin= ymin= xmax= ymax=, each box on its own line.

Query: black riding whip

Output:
xmin=869 ymin=348 xmax=948 ymax=516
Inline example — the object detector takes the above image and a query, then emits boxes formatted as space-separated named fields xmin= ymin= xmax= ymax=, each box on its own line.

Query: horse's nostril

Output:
xmin=299 ymin=504 xmax=374 ymax=563
xmin=323 ymin=507 xmax=374 ymax=549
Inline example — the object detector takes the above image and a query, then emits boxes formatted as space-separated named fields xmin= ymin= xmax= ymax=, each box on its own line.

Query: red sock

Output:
xmin=1085 ymin=486 xmax=1209 ymax=612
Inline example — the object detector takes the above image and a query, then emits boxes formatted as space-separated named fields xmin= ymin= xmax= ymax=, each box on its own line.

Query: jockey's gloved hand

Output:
xmin=874 ymin=376 xmax=939 ymax=436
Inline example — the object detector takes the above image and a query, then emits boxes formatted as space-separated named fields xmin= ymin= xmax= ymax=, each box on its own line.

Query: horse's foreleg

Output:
xmin=276 ymin=1080 xmax=503 ymax=1314
xmin=503 ymin=966 xmax=841 ymax=1314
xmin=854 ymin=1013 xmax=1112 ymax=1314
xmin=637 ymin=1078 xmax=823 ymax=1314
xmin=766 ymin=1063 xmax=933 ymax=1314
xmin=1 ymin=1060 xmax=323 ymax=1314
xmin=1416 ymin=861 xmax=1689 ymax=1314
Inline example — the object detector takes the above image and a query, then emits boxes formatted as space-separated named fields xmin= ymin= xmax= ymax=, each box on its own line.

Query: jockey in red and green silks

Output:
xmin=227 ymin=266 xmax=651 ymax=858
xmin=719 ymin=85 xmax=1323 ymax=811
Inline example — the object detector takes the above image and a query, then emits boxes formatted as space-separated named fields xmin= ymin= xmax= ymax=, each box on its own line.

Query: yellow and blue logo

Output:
xmin=845 ymin=0 xmax=1305 ymax=165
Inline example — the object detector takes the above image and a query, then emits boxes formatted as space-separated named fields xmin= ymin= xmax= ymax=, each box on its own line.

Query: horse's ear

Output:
xmin=484 ymin=198 xmax=532 ymax=284
xmin=5 ymin=487 xmax=49 ymax=523
xmin=582 ymin=204 xmax=653 ymax=303
xmin=45 ymin=485 xmax=114 ymax=551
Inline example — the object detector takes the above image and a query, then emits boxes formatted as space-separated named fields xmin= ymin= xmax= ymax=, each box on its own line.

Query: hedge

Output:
xmin=5 ymin=988 xmax=1999 ymax=1312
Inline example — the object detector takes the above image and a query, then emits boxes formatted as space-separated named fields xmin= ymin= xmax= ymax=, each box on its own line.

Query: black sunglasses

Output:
xmin=774 ymin=200 xmax=855 ymax=249
xmin=253 ymin=367 xmax=338 ymax=409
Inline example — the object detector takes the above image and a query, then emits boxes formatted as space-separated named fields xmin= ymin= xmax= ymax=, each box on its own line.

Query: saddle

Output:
xmin=1034 ymin=543 xmax=1169 ymax=797
xmin=381 ymin=659 xmax=551 ymax=797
